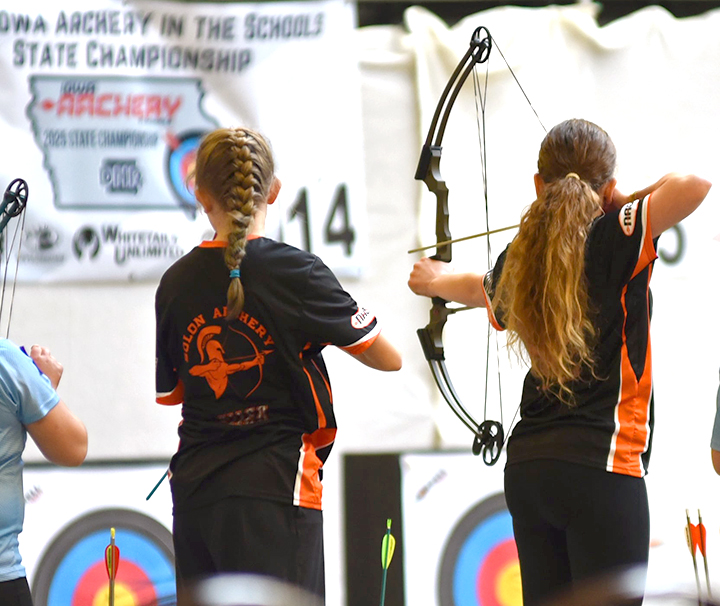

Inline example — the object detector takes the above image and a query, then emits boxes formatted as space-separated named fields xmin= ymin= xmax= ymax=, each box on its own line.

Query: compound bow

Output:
xmin=414 ymin=26 xmax=544 ymax=465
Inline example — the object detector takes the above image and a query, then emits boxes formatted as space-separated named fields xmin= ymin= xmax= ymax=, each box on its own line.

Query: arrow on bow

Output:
xmin=413 ymin=26 xmax=545 ymax=464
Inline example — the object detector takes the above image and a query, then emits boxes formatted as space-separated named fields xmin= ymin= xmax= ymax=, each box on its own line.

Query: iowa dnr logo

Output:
xmin=619 ymin=200 xmax=638 ymax=236
xmin=351 ymin=307 xmax=374 ymax=329
xmin=100 ymin=159 xmax=143 ymax=194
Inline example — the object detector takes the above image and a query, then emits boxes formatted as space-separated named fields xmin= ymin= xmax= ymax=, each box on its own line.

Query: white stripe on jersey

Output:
xmin=293 ymin=444 xmax=306 ymax=507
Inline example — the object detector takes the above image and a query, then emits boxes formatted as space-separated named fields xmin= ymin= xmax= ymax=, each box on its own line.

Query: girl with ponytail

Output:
xmin=409 ymin=118 xmax=711 ymax=605
xmin=156 ymin=127 xmax=401 ymax=604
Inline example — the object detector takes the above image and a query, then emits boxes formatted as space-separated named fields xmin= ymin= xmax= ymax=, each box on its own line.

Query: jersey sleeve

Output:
xmin=155 ymin=281 xmax=184 ymax=405
xmin=0 ymin=341 xmax=59 ymax=425
xmin=587 ymin=196 xmax=658 ymax=287
xmin=482 ymin=246 xmax=509 ymax=331
xmin=300 ymin=257 xmax=380 ymax=354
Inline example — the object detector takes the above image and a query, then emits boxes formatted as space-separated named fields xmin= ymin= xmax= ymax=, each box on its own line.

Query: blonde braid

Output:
xmin=193 ymin=127 xmax=275 ymax=320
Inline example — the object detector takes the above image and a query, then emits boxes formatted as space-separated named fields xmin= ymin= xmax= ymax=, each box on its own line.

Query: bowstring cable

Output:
xmin=471 ymin=53 xmax=504 ymax=431
xmin=469 ymin=33 xmax=548 ymax=440
xmin=490 ymin=36 xmax=548 ymax=135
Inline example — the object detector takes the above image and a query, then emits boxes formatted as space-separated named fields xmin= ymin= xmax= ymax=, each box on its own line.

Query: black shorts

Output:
xmin=173 ymin=496 xmax=324 ymax=604
xmin=0 ymin=577 xmax=33 ymax=606
xmin=504 ymin=459 xmax=649 ymax=606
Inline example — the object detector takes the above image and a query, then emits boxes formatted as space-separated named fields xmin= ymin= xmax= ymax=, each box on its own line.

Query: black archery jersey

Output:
xmin=155 ymin=237 xmax=380 ymax=511
xmin=483 ymin=197 xmax=658 ymax=477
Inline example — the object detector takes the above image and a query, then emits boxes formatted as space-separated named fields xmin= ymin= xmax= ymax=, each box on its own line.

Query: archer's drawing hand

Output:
xmin=30 ymin=345 xmax=63 ymax=390
xmin=409 ymin=257 xmax=452 ymax=298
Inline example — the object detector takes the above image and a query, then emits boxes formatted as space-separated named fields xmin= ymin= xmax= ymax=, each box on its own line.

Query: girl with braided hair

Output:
xmin=155 ymin=127 xmax=401 ymax=603
xmin=409 ymin=118 xmax=711 ymax=605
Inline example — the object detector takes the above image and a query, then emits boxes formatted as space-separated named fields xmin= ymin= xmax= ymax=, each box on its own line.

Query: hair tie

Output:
xmin=565 ymin=172 xmax=581 ymax=180
xmin=229 ymin=269 xmax=241 ymax=279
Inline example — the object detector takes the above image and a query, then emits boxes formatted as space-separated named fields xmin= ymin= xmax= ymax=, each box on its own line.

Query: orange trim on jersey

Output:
xmin=199 ymin=235 xmax=261 ymax=248
xmin=293 ymin=428 xmax=337 ymax=509
xmin=630 ymin=195 xmax=658 ymax=279
xmin=480 ymin=273 xmax=504 ymax=331
xmin=340 ymin=332 xmax=379 ymax=355
xmin=311 ymin=358 xmax=333 ymax=405
xmin=607 ymin=265 xmax=654 ymax=477
xmin=292 ymin=355 xmax=336 ymax=508
xmin=156 ymin=380 xmax=184 ymax=406
xmin=300 ymin=356 xmax=329 ymax=428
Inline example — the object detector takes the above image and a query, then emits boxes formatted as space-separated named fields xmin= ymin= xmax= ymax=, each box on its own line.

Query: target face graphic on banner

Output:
xmin=438 ymin=492 xmax=521 ymax=606
xmin=165 ymin=129 xmax=208 ymax=212
xmin=31 ymin=508 xmax=176 ymax=606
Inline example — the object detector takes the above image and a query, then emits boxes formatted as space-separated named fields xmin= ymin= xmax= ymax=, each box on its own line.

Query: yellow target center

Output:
xmin=92 ymin=583 xmax=136 ymax=606
xmin=496 ymin=562 xmax=523 ymax=606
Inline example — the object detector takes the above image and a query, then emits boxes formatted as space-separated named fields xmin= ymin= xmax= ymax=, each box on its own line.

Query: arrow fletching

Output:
xmin=698 ymin=511 xmax=708 ymax=558
xmin=105 ymin=527 xmax=120 ymax=580
xmin=381 ymin=519 xmax=396 ymax=570
xmin=690 ymin=523 xmax=702 ymax=555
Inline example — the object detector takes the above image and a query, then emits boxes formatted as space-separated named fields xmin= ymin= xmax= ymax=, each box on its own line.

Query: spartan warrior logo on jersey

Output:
xmin=187 ymin=319 xmax=274 ymax=400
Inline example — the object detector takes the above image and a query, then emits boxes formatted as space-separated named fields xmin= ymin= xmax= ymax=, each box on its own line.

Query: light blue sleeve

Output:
xmin=712 ymin=372 xmax=720 ymax=451
xmin=0 ymin=340 xmax=59 ymax=425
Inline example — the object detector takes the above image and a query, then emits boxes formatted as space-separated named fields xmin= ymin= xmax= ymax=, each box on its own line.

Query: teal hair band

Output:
xmin=230 ymin=269 xmax=241 ymax=279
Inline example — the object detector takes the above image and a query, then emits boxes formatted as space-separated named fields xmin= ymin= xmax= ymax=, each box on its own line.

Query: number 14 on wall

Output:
xmin=279 ymin=183 xmax=356 ymax=258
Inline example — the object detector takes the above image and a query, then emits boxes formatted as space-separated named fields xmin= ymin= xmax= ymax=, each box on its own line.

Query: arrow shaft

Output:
xmin=408 ymin=223 xmax=519 ymax=255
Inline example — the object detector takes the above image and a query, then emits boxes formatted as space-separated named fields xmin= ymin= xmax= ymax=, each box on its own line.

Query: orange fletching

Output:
xmin=688 ymin=523 xmax=702 ymax=555
xmin=698 ymin=522 xmax=708 ymax=557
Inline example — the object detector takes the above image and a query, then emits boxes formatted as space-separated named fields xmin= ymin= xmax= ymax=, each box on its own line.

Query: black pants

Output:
xmin=504 ymin=459 xmax=649 ymax=606
xmin=0 ymin=577 xmax=33 ymax=606
xmin=173 ymin=496 xmax=325 ymax=605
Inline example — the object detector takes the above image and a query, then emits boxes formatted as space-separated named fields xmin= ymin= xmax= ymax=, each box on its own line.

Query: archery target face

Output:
xmin=31 ymin=508 xmax=176 ymax=606
xmin=165 ymin=130 xmax=206 ymax=211
xmin=438 ymin=493 xmax=521 ymax=606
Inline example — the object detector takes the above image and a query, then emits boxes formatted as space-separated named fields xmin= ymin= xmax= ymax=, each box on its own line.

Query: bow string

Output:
xmin=414 ymin=26 xmax=545 ymax=465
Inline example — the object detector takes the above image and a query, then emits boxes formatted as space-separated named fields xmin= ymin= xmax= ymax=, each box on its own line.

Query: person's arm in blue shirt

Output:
xmin=24 ymin=345 xmax=87 ymax=467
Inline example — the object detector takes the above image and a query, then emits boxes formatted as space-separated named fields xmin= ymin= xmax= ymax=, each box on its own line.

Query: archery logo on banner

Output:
xmin=28 ymin=75 xmax=217 ymax=214
xmin=0 ymin=0 xmax=366 ymax=282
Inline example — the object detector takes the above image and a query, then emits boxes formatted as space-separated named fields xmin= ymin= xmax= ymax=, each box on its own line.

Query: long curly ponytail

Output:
xmin=492 ymin=119 xmax=616 ymax=404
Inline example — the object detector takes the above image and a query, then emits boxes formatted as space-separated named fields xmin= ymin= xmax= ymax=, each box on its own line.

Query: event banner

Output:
xmin=0 ymin=0 xmax=366 ymax=282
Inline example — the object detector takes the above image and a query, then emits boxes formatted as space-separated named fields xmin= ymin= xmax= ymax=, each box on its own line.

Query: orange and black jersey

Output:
xmin=155 ymin=237 xmax=380 ymax=511
xmin=484 ymin=197 xmax=658 ymax=478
